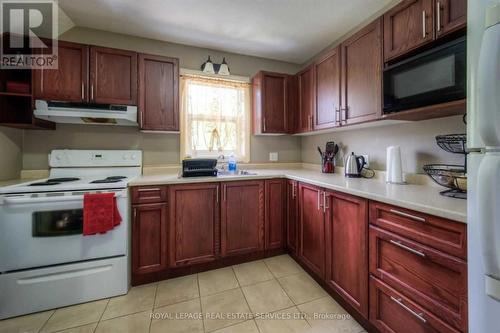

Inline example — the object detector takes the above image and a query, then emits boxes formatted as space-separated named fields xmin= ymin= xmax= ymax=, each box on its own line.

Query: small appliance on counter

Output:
xmin=317 ymin=142 xmax=339 ymax=173
xmin=345 ymin=152 xmax=375 ymax=178
xmin=386 ymin=146 xmax=406 ymax=184
xmin=423 ymin=134 xmax=467 ymax=199
xmin=182 ymin=159 xmax=218 ymax=177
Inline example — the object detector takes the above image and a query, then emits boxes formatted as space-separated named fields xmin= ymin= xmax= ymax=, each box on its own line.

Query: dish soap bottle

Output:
xmin=228 ymin=153 xmax=237 ymax=173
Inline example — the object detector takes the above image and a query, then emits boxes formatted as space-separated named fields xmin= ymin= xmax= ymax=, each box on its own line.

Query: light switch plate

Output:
xmin=269 ymin=152 xmax=279 ymax=162
xmin=361 ymin=154 xmax=369 ymax=167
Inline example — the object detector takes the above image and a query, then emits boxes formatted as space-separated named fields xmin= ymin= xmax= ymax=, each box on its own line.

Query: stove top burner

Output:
xmin=90 ymin=176 xmax=127 ymax=184
xmin=29 ymin=181 xmax=61 ymax=186
xmin=46 ymin=177 xmax=80 ymax=182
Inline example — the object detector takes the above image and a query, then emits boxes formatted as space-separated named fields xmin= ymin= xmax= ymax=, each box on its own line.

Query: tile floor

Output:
xmin=0 ymin=255 xmax=367 ymax=333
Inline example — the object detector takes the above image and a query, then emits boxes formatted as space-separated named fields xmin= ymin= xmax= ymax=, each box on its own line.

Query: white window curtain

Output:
xmin=180 ymin=74 xmax=251 ymax=162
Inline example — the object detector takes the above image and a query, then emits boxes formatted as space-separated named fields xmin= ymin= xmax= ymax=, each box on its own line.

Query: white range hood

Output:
xmin=34 ymin=100 xmax=138 ymax=126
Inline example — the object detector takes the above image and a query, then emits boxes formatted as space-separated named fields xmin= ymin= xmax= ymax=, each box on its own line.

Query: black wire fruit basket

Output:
xmin=423 ymin=134 xmax=467 ymax=199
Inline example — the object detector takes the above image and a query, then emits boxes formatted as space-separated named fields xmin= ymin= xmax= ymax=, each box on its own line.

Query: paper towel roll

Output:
xmin=386 ymin=146 xmax=404 ymax=183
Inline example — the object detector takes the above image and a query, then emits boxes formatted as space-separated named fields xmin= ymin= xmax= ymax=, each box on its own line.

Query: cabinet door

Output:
xmin=286 ymin=180 xmax=299 ymax=254
xmin=253 ymin=72 xmax=288 ymax=134
xmin=436 ymin=0 xmax=467 ymax=38
xmin=132 ymin=203 xmax=168 ymax=275
xmin=314 ymin=47 xmax=341 ymax=130
xmin=287 ymin=75 xmax=298 ymax=133
xmin=297 ymin=66 xmax=314 ymax=132
xmin=89 ymin=46 xmax=137 ymax=105
xmin=265 ymin=179 xmax=285 ymax=250
xmin=384 ymin=0 xmax=434 ymax=61
xmin=325 ymin=191 xmax=368 ymax=317
xmin=298 ymin=182 xmax=325 ymax=278
xmin=169 ymin=183 xmax=219 ymax=266
xmin=34 ymin=41 xmax=88 ymax=102
xmin=221 ymin=180 xmax=265 ymax=256
xmin=341 ymin=18 xmax=383 ymax=126
xmin=138 ymin=54 xmax=179 ymax=131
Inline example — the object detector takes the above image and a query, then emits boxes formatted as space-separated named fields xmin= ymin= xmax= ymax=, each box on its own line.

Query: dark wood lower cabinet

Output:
xmin=286 ymin=180 xmax=298 ymax=254
xmin=265 ymin=179 xmax=285 ymax=250
xmin=221 ymin=180 xmax=265 ymax=256
xmin=298 ymin=182 xmax=325 ymax=278
xmin=168 ymin=183 xmax=220 ymax=267
xmin=132 ymin=203 xmax=168 ymax=275
xmin=325 ymin=191 xmax=369 ymax=317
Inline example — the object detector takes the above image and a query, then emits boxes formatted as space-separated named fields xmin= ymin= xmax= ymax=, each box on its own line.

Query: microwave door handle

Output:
xmin=3 ymin=192 xmax=124 ymax=205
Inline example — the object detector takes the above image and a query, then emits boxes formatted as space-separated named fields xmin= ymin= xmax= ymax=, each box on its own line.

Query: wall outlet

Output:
xmin=269 ymin=152 xmax=279 ymax=162
xmin=361 ymin=154 xmax=370 ymax=167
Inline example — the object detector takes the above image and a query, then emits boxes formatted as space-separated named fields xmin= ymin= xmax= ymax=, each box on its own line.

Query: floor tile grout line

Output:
xmin=93 ymin=298 xmax=111 ymax=332
xmin=196 ymin=273 xmax=207 ymax=333
xmin=148 ymin=283 xmax=159 ymax=333
xmin=37 ymin=309 xmax=56 ymax=333
xmin=273 ymin=272 xmax=312 ymax=328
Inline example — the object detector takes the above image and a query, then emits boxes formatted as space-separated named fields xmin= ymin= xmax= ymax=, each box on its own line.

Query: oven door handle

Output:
xmin=3 ymin=192 xmax=124 ymax=205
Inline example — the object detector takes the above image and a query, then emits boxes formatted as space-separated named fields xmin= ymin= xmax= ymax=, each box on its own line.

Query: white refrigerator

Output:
xmin=467 ymin=0 xmax=500 ymax=332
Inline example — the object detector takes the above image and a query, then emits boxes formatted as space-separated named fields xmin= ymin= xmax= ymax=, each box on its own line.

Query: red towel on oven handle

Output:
xmin=83 ymin=192 xmax=122 ymax=236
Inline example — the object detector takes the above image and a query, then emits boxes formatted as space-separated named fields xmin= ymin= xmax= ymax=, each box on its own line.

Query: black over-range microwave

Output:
xmin=383 ymin=36 xmax=466 ymax=114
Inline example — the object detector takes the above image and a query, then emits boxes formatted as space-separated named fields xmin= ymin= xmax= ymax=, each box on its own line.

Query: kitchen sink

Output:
xmin=217 ymin=170 xmax=258 ymax=176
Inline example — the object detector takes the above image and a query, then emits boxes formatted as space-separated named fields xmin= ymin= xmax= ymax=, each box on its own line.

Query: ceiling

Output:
xmin=58 ymin=0 xmax=395 ymax=64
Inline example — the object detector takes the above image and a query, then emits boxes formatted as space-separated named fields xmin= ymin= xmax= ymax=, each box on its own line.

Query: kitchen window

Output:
xmin=180 ymin=74 xmax=251 ymax=162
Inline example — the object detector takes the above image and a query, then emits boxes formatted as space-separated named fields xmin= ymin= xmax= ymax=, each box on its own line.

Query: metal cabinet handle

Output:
xmin=317 ymin=190 xmax=321 ymax=210
xmin=223 ymin=184 xmax=227 ymax=202
xmin=323 ymin=191 xmax=329 ymax=213
xmin=263 ymin=118 xmax=267 ymax=132
xmin=342 ymin=106 xmax=348 ymax=124
xmin=133 ymin=208 xmax=137 ymax=220
xmin=422 ymin=10 xmax=427 ymax=38
xmin=90 ymin=84 xmax=94 ymax=101
xmin=390 ymin=240 xmax=426 ymax=258
xmin=81 ymin=82 xmax=84 ymax=100
xmin=389 ymin=209 xmax=426 ymax=223
xmin=390 ymin=297 xmax=427 ymax=323
xmin=436 ymin=2 xmax=441 ymax=32
xmin=292 ymin=183 xmax=296 ymax=198
xmin=335 ymin=106 xmax=341 ymax=125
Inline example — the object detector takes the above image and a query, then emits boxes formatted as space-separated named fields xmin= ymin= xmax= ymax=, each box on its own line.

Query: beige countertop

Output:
xmin=130 ymin=168 xmax=467 ymax=224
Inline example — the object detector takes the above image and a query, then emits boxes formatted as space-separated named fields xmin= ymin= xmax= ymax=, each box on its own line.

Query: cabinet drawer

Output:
xmin=132 ymin=186 xmax=167 ymax=204
xmin=369 ymin=226 xmax=467 ymax=331
xmin=369 ymin=201 xmax=466 ymax=259
xmin=370 ymin=276 xmax=460 ymax=333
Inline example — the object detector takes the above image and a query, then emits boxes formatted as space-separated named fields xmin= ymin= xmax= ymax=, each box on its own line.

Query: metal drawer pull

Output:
xmin=390 ymin=240 xmax=426 ymax=258
xmin=390 ymin=297 xmax=427 ymax=323
xmin=137 ymin=188 xmax=161 ymax=192
xmin=389 ymin=209 xmax=426 ymax=223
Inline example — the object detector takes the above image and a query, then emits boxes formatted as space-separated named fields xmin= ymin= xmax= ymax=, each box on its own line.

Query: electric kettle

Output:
xmin=345 ymin=152 xmax=368 ymax=178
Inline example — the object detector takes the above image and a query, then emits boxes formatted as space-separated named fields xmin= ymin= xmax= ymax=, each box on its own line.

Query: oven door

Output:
xmin=383 ymin=37 xmax=466 ymax=113
xmin=0 ymin=189 xmax=129 ymax=272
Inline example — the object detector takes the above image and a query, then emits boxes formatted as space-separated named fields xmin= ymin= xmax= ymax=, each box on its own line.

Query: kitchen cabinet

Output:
xmin=132 ymin=203 xmax=168 ymax=275
xmin=221 ymin=180 xmax=265 ymax=256
xmin=313 ymin=46 xmax=341 ymax=129
xmin=325 ymin=191 xmax=368 ymax=317
xmin=296 ymin=66 xmax=314 ymax=133
xmin=286 ymin=180 xmax=299 ymax=254
xmin=168 ymin=183 xmax=220 ymax=266
xmin=252 ymin=71 xmax=289 ymax=134
xmin=33 ymin=41 xmax=89 ymax=102
xmin=341 ymin=18 xmax=383 ymax=125
xmin=384 ymin=0 xmax=435 ymax=61
xmin=265 ymin=179 xmax=285 ymax=250
xmin=138 ymin=53 xmax=179 ymax=131
xmin=436 ymin=0 xmax=467 ymax=38
xmin=370 ymin=276 xmax=461 ymax=333
xmin=298 ymin=182 xmax=325 ymax=278
xmin=89 ymin=46 xmax=137 ymax=105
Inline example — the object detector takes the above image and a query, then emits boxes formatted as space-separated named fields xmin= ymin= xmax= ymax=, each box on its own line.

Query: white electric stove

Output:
xmin=0 ymin=150 xmax=142 ymax=319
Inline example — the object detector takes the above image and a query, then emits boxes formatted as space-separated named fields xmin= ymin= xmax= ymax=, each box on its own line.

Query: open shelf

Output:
xmin=382 ymin=99 xmax=466 ymax=121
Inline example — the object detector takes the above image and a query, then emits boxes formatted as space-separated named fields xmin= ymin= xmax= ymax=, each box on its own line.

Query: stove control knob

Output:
xmin=122 ymin=154 xmax=129 ymax=160
xmin=55 ymin=154 xmax=62 ymax=160
xmin=131 ymin=154 xmax=137 ymax=160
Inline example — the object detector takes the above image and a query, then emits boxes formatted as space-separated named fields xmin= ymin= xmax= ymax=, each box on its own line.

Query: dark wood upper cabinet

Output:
xmin=252 ymin=71 xmax=288 ymax=134
xmin=325 ymin=191 xmax=368 ymax=317
xmin=221 ymin=180 xmax=265 ymax=256
xmin=138 ymin=53 xmax=179 ymax=131
xmin=168 ymin=183 xmax=220 ymax=267
xmin=33 ymin=41 xmax=89 ymax=102
xmin=298 ymin=182 xmax=325 ymax=278
xmin=314 ymin=46 xmax=341 ymax=130
xmin=89 ymin=46 xmax=137 ymax=105
xmin=132 ymin=203 xmax=168 ymax=276
xmin=297 ymin=66 xmax=315 ymax=133
xmin=286 ymin=180 xmax=299 ymax=255
xmin=384 ymin=0 xmax=435 ymax=62
xmin=436 ymin=0 xmax=467 ymax=37
xmin=265 ymin=179 xmax=285 ymax=250
xmin=341 ymin=18 xmax=383 ymax=125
